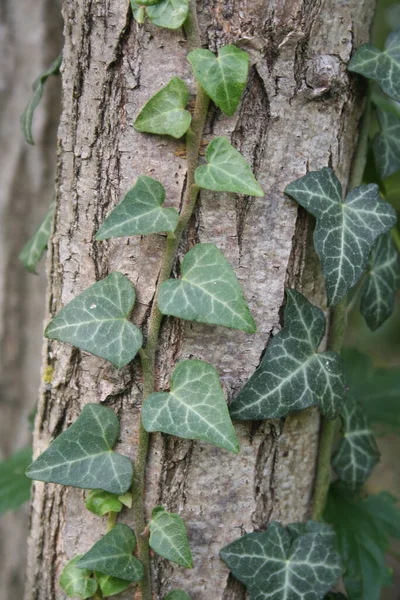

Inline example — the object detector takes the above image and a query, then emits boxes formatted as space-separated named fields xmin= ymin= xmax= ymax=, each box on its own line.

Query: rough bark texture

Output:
xmin=26 ymin=1 xmax=374 ymax=599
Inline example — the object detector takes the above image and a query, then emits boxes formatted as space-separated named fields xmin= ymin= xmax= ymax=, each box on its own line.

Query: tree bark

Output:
xmin=25 ymin=1 xmax=374 ymax=599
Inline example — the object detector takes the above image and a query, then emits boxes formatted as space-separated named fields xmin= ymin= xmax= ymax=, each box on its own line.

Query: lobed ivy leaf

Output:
xmin=78 ymin=524 xmax=144 ymax=582
xmin=332 ymin=395 xmax=379 ymax=490
xmin=146 ymin=0 xmax=189 ymax=29
xmin=195 ymin=137 xmax=264 ymax=197
xmin=230 ymin=289 xmax=345 ymax=421
xmin=188 ymin=45 xmax=249 ymax=116
xmin=59 ymin=556 xmax=98 ymax=599
xmin=149 ymin=506 xmax=193 ymax=568
xmin=142 ymin=359 xmax=240 ymax=453
xmin=373 ymin=108 xmax=400 ymax=178
xmin=158 ymin=243 xmax=256 ymax=333
xmin=85 ymin=490 xmax=123 ymax=517
xmin=96 ymin=176 xmax=179 ymax=240
xmin=220 ymin=520 xmax=342 ymax=600
xmin=26 ymin=403 xmax=133 ymax=495
xmin=348 ymin=29 xmax=400 ymax=102
xmin=96 ymin=573 xmax=132 ymax=596
xmin=165 ymin=592 xmax=191 ymax=600
xmin=285 ymin=168 xmax=397 ymax=306
xmin=19 ymin=202 xmax=54 ymax=273
xmin=45 ymin=272 xmax=143 ymax=369
xmin=0 ymin=447 xmax=32 ymax=515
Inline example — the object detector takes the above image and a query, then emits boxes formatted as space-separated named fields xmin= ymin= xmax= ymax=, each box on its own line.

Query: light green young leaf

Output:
xmin=348 ymin=29 xmax=400 ymax=101
xmin=146 ymin=0 xmax=189 ymax=29
xmin=332 ymin=396 xmax=379 ymax=490
xmin=188 ymin=45 xmax=249 ymax=116
xmin=96 ymin=176 xmax=178 ymax=240
xmin=26 ymin=403 xmax=133 ymax=495
xmin=142 ymin=359 xmax=240 ymax=454
xmin=158 ymin=243 xmax=256 ymax=333
xmin=77 ymin=524 xmax=144 ymax=582
xmin=285 ymin=168 xmax=397 ymax=306
xmin=131 ymin=2 xmax=145 ymax=24
xmin=195 ymin=137 xmax=264 ymax=197
xmin=96 ymin=573 xmax=132 ymax=596
xmin=165 ymin=591 xmax=191 ymax=600
xmin=360 ymin=232 xmax=400 ymax=331
xmin=118 ymin=492 xmax=132 ymax=508
xmin=0 ymin=447 xmax=32 ymax=515
xmin=230 ymin=290 xmax=345 ymax=421
xmin=20 ymin=53 xmax=62 ymax=144
xmin=59 ymin=556 xmax=98 ymax=599
xmin=19 ymin=202 xmax=54 ymax=273
xmin=149 ymin=506 xmax=193 ymax=568
xmin=85 ymin=490 xmax=123 ymax=517
xmin=220 ymin=521 xmax=342 ymax=600
xmin=45 ymin=272 xmax=142 ymax=369
xmin=373 ymin=108 xmax=400 ymax=179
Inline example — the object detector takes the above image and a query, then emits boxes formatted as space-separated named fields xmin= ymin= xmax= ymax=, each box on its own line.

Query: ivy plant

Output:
xmin=59 ymin=556 xmax=98 ymax=599
xmin=19 ymin=202 xmax=54 ymax=273
xmin=148 ymin=506 xmax=193 ymax=568
xmin=0 ymin=447 xmax=32 ymax=515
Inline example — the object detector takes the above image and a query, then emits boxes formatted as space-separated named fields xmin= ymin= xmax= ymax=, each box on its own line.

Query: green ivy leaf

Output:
xmin=96 ymin=177 xmax=178 ymax=240
xmin=0 ymin=447 xmax=32 ymax=515
xmin=45 ymin=272 xmax=142 ymax=369
xmin=285 ymin=168 xmax=397 ymax=306
xmin=142 ymin=359 xmax=240 ymax=453
xmin=348 ymin=29 xmax=400 ymax=102
xmin=188 ymin=45 xmax=249 ymax=116
xmin=146 ymin=0 xmax=189 ymax=29
xmin=158 ymin=243 xmax=256 ymax=333
xmin=20 ymin=53 xmax=62 ymax=145
xmin=59 ymin=556 xmax=98 ymax=599
xmin=165 ymin=592 xmax=191 ymax=600
xmin=19 ymin=202 xmax=54 ymax=273
xmin=149 ymin=506 xmax=193 ymax=568
xmin=230 ymin=289 xmax=345 ymax=420
xmin=324 ymin=483 xmax=400 ymax=600
xmin=26 ymin=404 xmax=133 ymax=495
xmin=360 ymin=232 xmax=400 ymax=331
xmin=77 ymin=524 xmax=144 ymax=582
xmin=332 ymin=396 xmax=379 ymax=490
xmin=85 ymin=490 xmax=123 ymax=517
xmin=96 ymin=573 xmax=132 ymax=596
xmin=373 ymin=108 xmax=400 ymax=178
xmin=118 ymin=492 xmax=132 ymax=508
xmin=131 ymin=2 xmax=145 ymax=24
xmin=195 ymin=137 xmax=264 ymax=197
xmin=220 ymin=521 xmax=342 ymax=600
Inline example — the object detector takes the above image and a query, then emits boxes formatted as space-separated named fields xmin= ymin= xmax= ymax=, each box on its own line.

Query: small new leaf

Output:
xmin=165 ymin=592 xmax=191 ymax=600
xmin=146 ymin=0 xmax=189 ymax=29
xmin=285 ymin=168 xmax=397 ymax=306
xmin=230 ymin=290 xmax=345 ymax=420
xmin=373 ymin=108 xmax=400 ymax=178
xmin=96 ymin=573 xmax=132 ymax=596
xmin=0 ymin=447 xmax=32 ymax=515
xmin=19 ymin=202 xmax=54 ymax=273
xmin=149 ymin=506 xmax=193 ymax=568
xmin=85 ymin=490 xmax=123 ymax=517
xmin=142 ymin=359 xmax=240 ymax=454
xmin=59 ymin=556 xmax=98 ymax=599
xmin=45 ymin=272 xmax=143 ymax=369
xmin=158 ymin=243 xmax=256 ymax=333
xmin=131 ymin=2 xmax=145 ymax=24
xmin=195 ymin=137 xmax=264 ymax=196
xmin=26 ymin=404 xmax=133 ymax=495
xmin=188 ymin=45 xmax=249 ymax=116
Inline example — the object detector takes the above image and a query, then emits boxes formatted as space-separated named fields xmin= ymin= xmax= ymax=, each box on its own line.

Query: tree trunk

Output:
xmin=25 ymin=1 xmax=374 ymax=599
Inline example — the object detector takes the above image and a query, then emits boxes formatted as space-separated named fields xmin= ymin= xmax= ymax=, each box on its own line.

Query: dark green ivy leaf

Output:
xmin=19 ymin=202 xmax=54 ymax=273
xmin=59 ymin=556 xmax=98 ymax=599
xmin=96 ymin=572 xmax=132 ymax=596
xmin=149 ymin=506 xmax=193 ymax=568
xmin=0 ymin=447 xmax=32 ymax=515
xmin=165 ymin=591 xmax=191 ymax=600
xmin=373 ymin=108 xmax=400 ymax=179
xmin=85 ymin=490 xmax=123 ymax=517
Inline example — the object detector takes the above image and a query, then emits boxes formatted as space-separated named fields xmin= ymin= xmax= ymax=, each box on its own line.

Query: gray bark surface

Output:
xmin=25 ymin=1 xmax=373 ymax=599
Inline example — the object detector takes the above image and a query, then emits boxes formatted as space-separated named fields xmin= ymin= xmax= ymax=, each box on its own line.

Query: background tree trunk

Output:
xmin=25 ymin=1 xmax=374 ymax=599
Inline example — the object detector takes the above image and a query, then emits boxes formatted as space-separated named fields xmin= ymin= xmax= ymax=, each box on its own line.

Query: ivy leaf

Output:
xmin=165 ymin=592 xmax=191 ymax=600
xmin=195 ymin=137 xmax=264 ymax=197
xmin=285 ymin=168 xmax=397 ymax=306
xmin=96 ymin=573 xmax=132 ymax=596
xmin=85 ymin=490 xmax=123 ymax=517
xmin=188 ymin=45 xmax=249 ymax=116
xmin=96 ymin=177 xmax=178 ymax=240
xmin=360 ymin=232 xmax=400 ymax=331
xmin=59 ymin=556 xmax=98 ymax=599
xmin=373 ymin=108 xmax=400 ymax=178
xmin=146 ymin=0 xmax=189 ymax=29
xmin=348 ymin=29 xmax=400 ymax=102
xmin=230 ymin=289 xmax=345 ymax=421
xmin=78 ymin=524 xmax=144 ymax=582
xmin=26 ymin=403 xmax=133 ymax=495
xmin=118 ymin=492 xmax=132 ymax=508
xmin=131 ymin=2 xmax=145 ymax=24
xmin=19 ymin=202 xmax=54 ymax=273
xmin=142 ymin=359 xmax=240 ymax=454
xmin=332 ymin=396 xmax=379 ymax=490
xmin=149 ymin=506 xmax=193 ymax=568
xmin=45 ymin=272 xmax=142 ymax=369
xmin=220 ymin=520 xmax=342 ymax=600
xmin=20 ymin=53 xmax=62 ymax=144
xmin=158 ymin=243 xmax=256 ymax=333
xmin=0 ymin=447 xmax=32 ymax=515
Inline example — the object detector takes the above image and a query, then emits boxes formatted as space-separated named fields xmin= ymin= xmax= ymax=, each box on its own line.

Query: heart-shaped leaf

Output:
xmin=131 ymin=1 xmax=145 ymax=23
xmin=142 ymin=359 xmax=240 ymax=453
xmin=26 ymin=404 xmax=133 ymax=495
xmin=60 ymin=556 xmax=98 ymax=599
xmin=19 ymin=202 xmax=54 ymax=273
xmin=360 ymin=232 xmax=400 ymax=331
xmin=220 ymin=521 xmax=342 ymax=600
xmin=285 ymin=168 xmax=397 ymax=306
xmin=146 ymin=0 xmax=189 ymax=29
xmin=158 ymin=243 xmax=256 ymax=333
xmin=96 ymin=573 xmax=132 ymax=597
xmin=230 ymin=289 xmax=345 ymax=421
xmin=195 ymin=137 xmax=264 ymax=197
xmin=373 ymin=108 xmax=400 ymax=178
xmin=96 ymin=177 xmax=178 ymax=240
xmin=149 ymin=506 xmax=193 ymax=568
xmin=85 ymin=490 xmax=123 ymax=517
xmin=188 ymin=45 xmax=249 ymax=116
xmin=165 ymin=591 xmax=191 ymax=600
xmin=45 ymin=272 xmax=143 ymax=369
xmin=78 ymin=524 xmax=144 ymax=582
xmin=0 ymin=447 xmax=32 ymax=515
